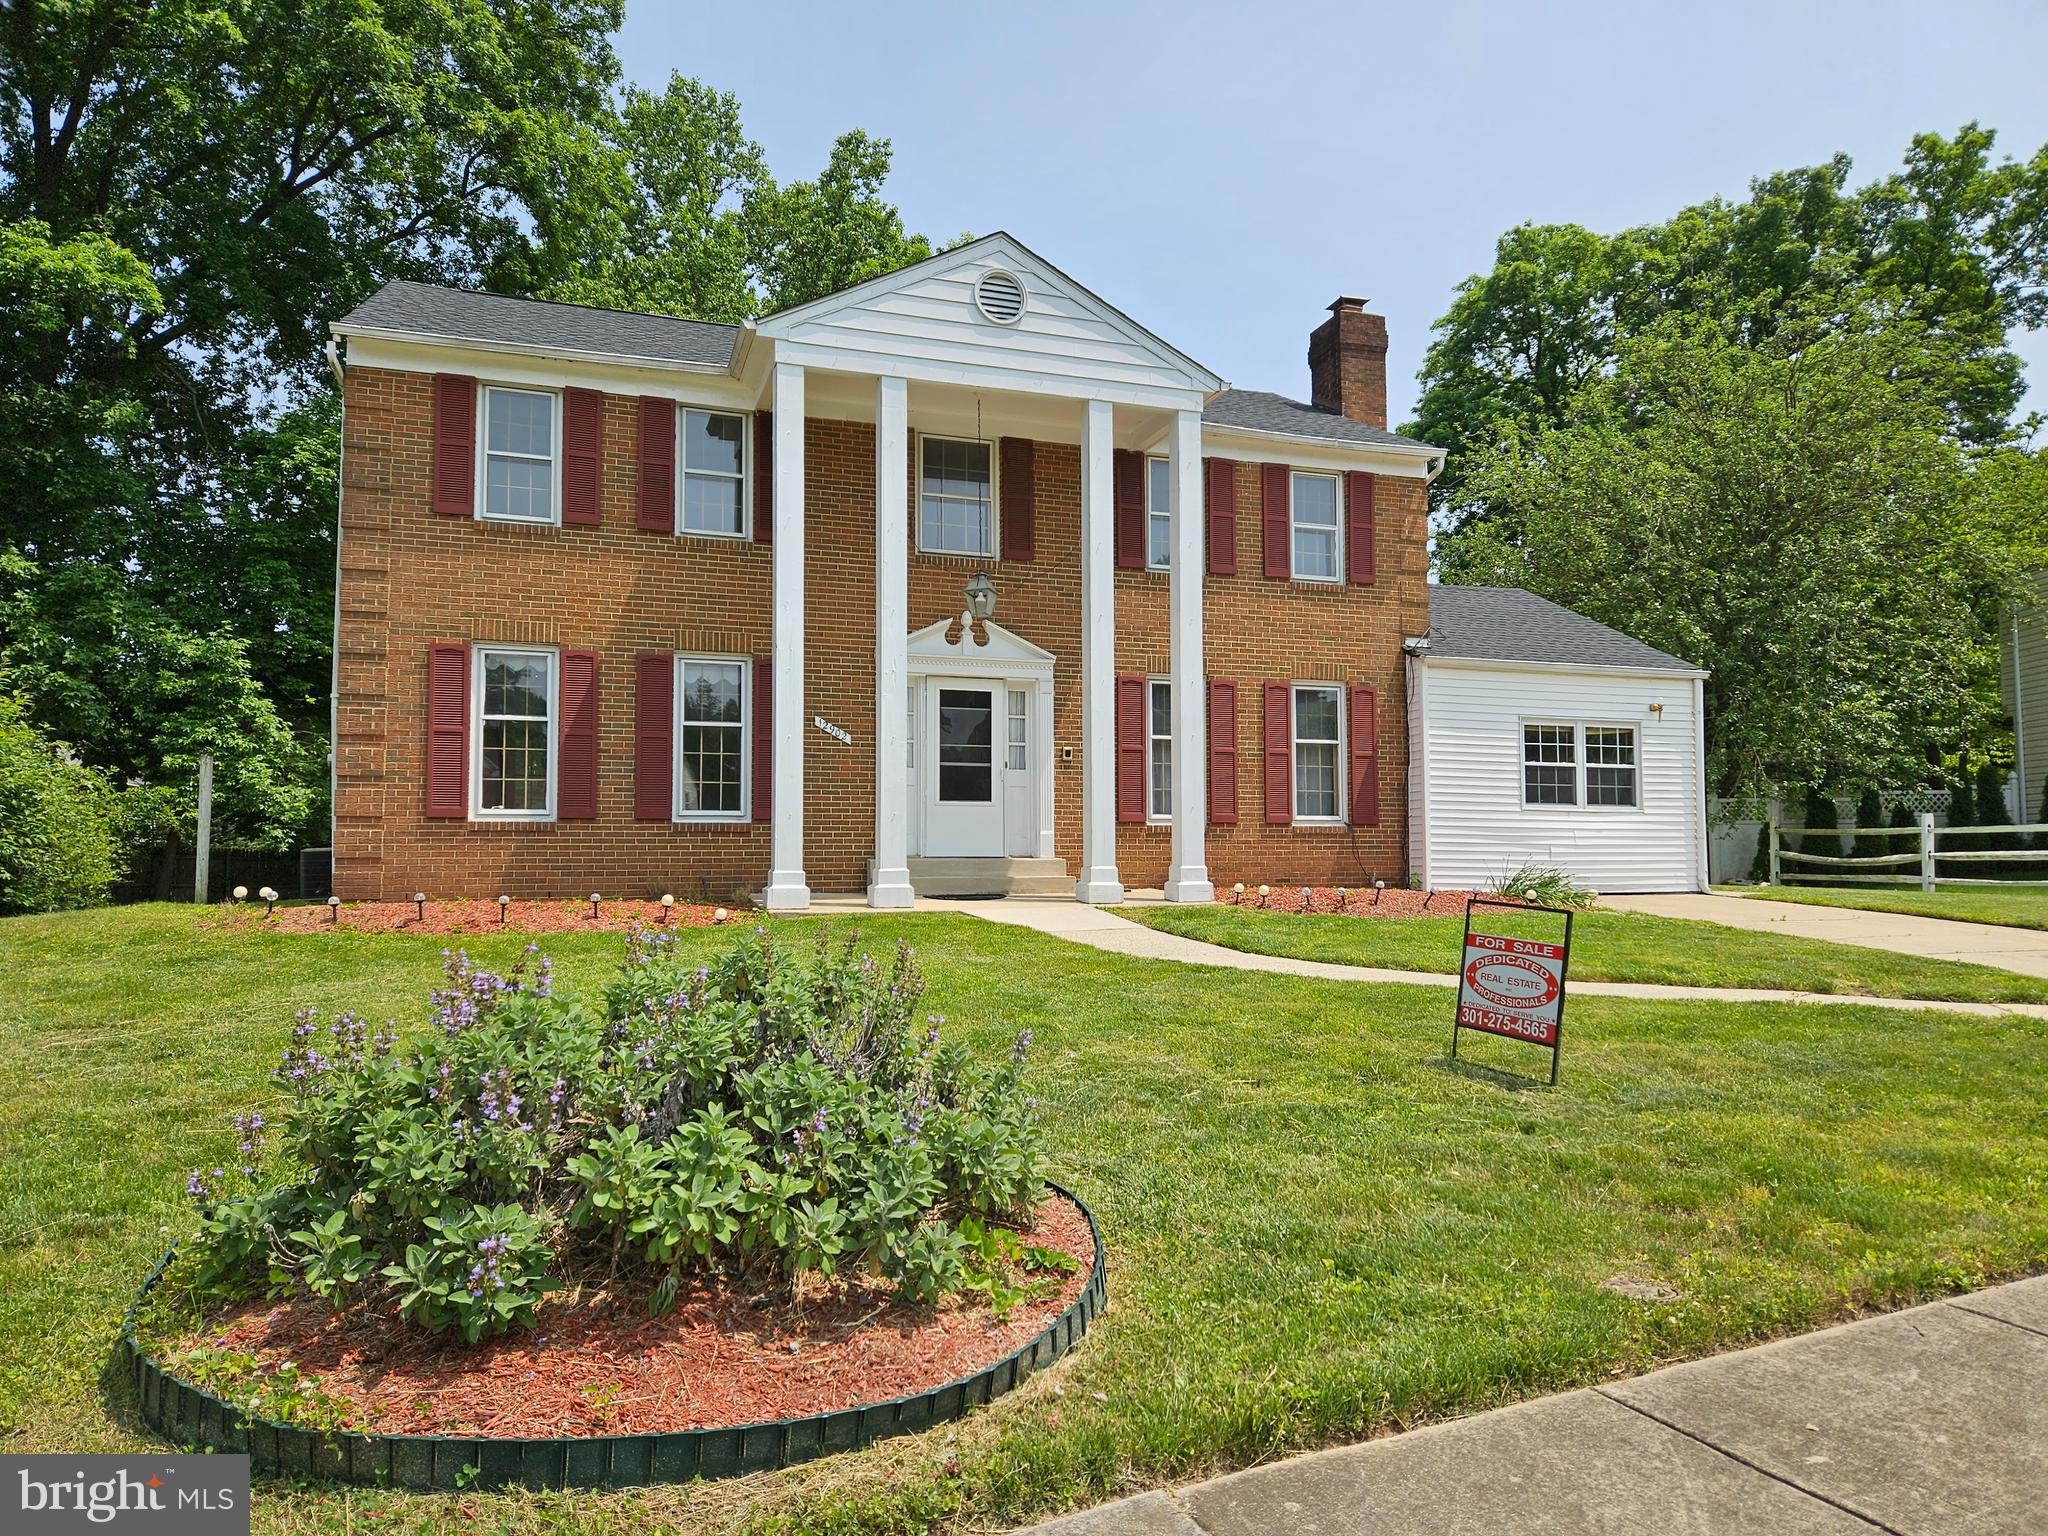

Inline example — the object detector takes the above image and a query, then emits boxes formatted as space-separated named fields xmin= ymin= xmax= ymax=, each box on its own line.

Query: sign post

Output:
xmin=1452 ymin=896 xmax=1575 ymax=1085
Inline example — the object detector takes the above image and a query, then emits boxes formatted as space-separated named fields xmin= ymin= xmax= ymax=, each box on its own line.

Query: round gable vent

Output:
xmin=974 ymin=268 xmax=1027 ymax=325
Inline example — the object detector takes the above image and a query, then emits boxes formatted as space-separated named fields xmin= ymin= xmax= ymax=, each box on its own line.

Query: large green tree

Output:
xmin=1 ymin=10 xmax=935 ymax=864
xmin=1439 ymin=312 xmax=2046 ymax=805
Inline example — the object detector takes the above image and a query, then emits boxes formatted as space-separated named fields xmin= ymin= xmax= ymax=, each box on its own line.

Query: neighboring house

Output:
xmin=1408 ymin=587 xmax=1710 ymax=893
xmin=326 ymin=231 xmax=1704 ymax=906
xmin=2003 ymin=589 xmax=2047 ymax=823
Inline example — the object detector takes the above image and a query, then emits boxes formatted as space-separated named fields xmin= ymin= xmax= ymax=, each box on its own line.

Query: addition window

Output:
xmin=681 ymin=409 xmax=747 ymax=537
xmin=1290 ymin=471 xmax=1342 ymax=582
xmin=1145 ymin=456 xmax=1172 ymax=570
xmin=675 ymin=658 xmax=749 ymax=819
xmin=919 ymin=435 xmax=996 ymax=557
xmin=1293 ymin=684 xmax=1344 ymax=821
xmin=1148 ymin=679 xmax=1173 ymax=819
xmin=475 ymin=647 xmax=555 ymax=817
xmin=480 ymin=386 xmax=558 ymax=524
xmin=1523 ymin=724 xmax=1577 ymax=806
xmin=1585 ymin=727 xmax=1639 ymax=807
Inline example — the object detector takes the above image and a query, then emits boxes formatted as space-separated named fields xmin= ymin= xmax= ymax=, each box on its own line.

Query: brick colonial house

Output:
xmin=328 ymin=232 xmax=1707 ymax=907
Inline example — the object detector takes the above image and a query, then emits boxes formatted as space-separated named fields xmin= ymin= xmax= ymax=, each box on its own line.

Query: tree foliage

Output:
xmin=0 ymin=8 xmax=935 ymax=862
xmin=0 ymin=688 xmax=120 ymax=913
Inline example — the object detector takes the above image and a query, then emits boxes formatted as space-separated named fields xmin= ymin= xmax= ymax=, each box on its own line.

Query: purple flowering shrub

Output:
xmin=183 ymin=927 xmax=1044 ymax=1338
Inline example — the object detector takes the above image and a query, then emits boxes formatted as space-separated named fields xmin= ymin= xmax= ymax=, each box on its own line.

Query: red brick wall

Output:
xmin=336 ymin=365 xmax=1425 ymax=899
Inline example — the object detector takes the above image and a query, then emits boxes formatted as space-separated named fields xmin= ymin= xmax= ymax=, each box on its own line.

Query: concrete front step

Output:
xmin=903 ymin=856 xmax=1072 ymax=898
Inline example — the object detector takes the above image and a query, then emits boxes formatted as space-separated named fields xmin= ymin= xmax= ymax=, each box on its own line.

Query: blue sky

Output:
xmin=618 ymin=0 xmax=2048 ymax=431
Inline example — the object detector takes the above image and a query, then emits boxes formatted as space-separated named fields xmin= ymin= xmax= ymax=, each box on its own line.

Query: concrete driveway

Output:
xmin=1600 ymin=891 xmax=2048 ymax=980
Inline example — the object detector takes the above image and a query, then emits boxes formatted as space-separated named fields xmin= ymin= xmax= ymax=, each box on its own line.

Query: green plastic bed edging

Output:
xmin=121 ymin=1182 xmax=1106 ymax=1491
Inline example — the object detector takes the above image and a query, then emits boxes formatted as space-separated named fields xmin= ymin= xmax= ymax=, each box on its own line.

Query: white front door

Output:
xmin=924 ymin=680 xmax=1004 ymax=856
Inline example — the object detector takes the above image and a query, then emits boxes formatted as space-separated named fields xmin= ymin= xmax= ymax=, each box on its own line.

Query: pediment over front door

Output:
xmin=906 ymin=615 xmax=1055 ymax=681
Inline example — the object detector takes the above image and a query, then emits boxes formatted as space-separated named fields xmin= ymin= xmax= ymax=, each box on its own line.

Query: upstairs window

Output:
xmin=1290 ymin=471 xmax=1341 ymax=581
xmin=481 ymin=387 xmax=557 ymax=523
xmin=1146 ymin=456 xmax=1172 ymax=569
xmin=682 ymin=409 xmax=747 ymax=536
xmin=920 ymin=436 xmax=995 ymax=556
xmin=676 ymin=658 xmax=748 ymax=819
xmin=476 ymin=647 xmax=554 ymax=816
xmin=1293 ymin=683 xmax=1343 ymax=820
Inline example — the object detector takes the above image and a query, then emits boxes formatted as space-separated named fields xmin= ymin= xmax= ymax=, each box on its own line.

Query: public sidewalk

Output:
xmin=1017 ymin=1274 xmax=2048 ymax=1535
xmin=1603 ymin=890 xmax=2048 ymax=981
xmin=882 ymin=895 xmax=2048 ymax=1021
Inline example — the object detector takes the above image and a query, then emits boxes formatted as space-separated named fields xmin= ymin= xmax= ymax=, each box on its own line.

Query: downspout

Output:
xmin=1692 ymin=675 xmax=1711 ymax=891
xmin=326 ymin=338 xmax=345 ymax=862
xmin=2014 ymin=612 xmax=2029 ymax=827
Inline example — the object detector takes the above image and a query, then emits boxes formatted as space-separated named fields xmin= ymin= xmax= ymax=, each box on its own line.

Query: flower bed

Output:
xmin=136 ymin=926 xmax=1102 ymax=1484
xmin=1219 ymin=885 xmax=1495 ymax=918
xmin=231 ymin=898 xmax=744 ymax=935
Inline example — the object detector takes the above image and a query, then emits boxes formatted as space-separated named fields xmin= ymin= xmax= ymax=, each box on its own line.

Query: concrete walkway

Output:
xmin=1018 ymin=1274 xmax=2048 ymax=1535
xmin=1603 ymin=891 xmax=2048 ymax=981
xmin=881 ymin=895 xmax=2048 ymax=1021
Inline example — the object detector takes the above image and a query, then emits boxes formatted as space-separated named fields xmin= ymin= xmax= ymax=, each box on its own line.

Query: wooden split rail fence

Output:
xmin=1769 ymin=814 xmax=2048 ymax=891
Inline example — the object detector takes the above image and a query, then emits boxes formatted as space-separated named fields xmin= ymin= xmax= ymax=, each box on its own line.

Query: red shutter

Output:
xmin=1116 ymin=675 xmax=1146 ymax=823
xmin=431 ymin=374 xmax=476 ymax=517
xmin=637 ymin=396 xmax=674 ymax=532
xmin=632 ymin=653 xmax=672 ymax=820
xmin=1263 ymin=682 xmax=1291 ymax=824
xmin=563 ymin=388 xmax=602 ymax=526
xmin=1205 ymin=457 xmax=1237 ymax=576
xmin=753 ymin=411 xmax=772 ymax=543
xmin=1000 ymin=436 xmax=1035 ymax=562
xmin=558 ymin=650 xmax=599 ymax=818
xmin=751 ymin=660 xmax=772 ymax=824
xmin=1208 ymin=680 xmax=1238 ymax=825
xmin=1261 ymin=463 xmax=1291 ymax=579
xmin=1113 ymin=449 xmax=1144 ymax=569
xmin=1346 ymin=471 xmax=1375 ymax=585
xmin=1349 ymin=684 xmax=1380 ymax=827
xmin=424 ymin=642 xmax=469 ymax=817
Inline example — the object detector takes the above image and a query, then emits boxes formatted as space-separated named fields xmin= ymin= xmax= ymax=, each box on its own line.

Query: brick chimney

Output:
xmin=1308 ymin=297 xmax=1389 ymax=428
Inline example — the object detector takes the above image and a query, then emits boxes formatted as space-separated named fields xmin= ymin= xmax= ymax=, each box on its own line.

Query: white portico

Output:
xmin=745 ymin=233 xmax=1222 ymax=910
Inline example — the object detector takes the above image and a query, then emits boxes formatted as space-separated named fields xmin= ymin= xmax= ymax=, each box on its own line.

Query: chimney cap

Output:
xmin=1329 ymin=295 xmax=1371 ymax=313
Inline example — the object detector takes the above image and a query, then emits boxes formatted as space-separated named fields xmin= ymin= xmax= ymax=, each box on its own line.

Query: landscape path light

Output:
xmin=413 ymin=891 xmax=426 ymax=921
xmin=589 ymin=891 xmax=602 ymax=920
xmin=1257 ymin=884 xmax=1270 ymax=908
xmin=259 ymin=886 xmax=278 ymax=916
xmin=1372 ymin=879 xmax=1386 ymax=907
xmin=713 ymin=906 xmax=730 ymax=925
xmin=326 ymin=895 xmax=340 ymax=925
xmin=231 ymin=885 xmax=248 ymax=904
xmin=497 ymin=894 xmax=510 ymax=924
xmin=1232 ymin=882 xmax=1245 ymax=904
xmin=660 ymin=894 xmax=675 ymax=925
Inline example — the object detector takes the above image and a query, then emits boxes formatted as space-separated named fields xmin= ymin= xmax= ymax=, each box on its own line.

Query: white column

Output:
xmin=1164 ymin=407 xmax=1213 ymax=901
xmin=869 ymin=376 xmax=915 ymax=908
xmin=1075 ymin=398 xmax=1124 ymax=903
xmin=762 ymin=362 xmax=810 ymax=911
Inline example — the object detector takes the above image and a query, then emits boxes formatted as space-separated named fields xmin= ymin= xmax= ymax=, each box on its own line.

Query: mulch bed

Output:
xmin=167 ymin=1192 xmax=1095 ymax=1438
xmin=1217 ymin=884 xmax=1498 ymax=918
xmin=231 ymin=898 xmax=748 ymax=936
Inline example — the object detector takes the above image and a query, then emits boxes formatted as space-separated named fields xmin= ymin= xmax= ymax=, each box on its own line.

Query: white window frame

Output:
xmin=471 ymin=645 xmax=558 ymax=821
xmin=1518 ymin=720 xmax=1643 ymax=812
xmin=1144 ymin=455 xmax=1172 ymax=571
xmin=677 ymin=407 xmax=751 ymax=540
xmin=1146 ymin=677 xmax=1173 ymax=822
xmin=916 ymin=432 xmax=1000 ymax=558
xmin=476 ymin=384 xmax=562 ymax=526
xmin=1289 ymin=469 xmax=1343 ymax=584
xmin=1292 ymin=682 xmax=1346 ymax=824
xmin=673 ymin=654 xmax=751 ymax=823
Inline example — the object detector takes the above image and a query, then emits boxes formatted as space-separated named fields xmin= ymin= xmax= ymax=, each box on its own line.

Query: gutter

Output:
xmin=327 ymin=321 xmax=736 ymax=377
xmin=1417 ymin=654 xmax=1711 ymax=682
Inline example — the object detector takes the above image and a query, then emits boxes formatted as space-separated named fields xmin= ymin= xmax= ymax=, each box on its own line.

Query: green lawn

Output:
xmin=5 ymin=906 xmax=2047 ymax=1535
xmin=1733 ymin=883 xmax=2048 ymax=932
xmin=1124 ymin=902 xmax=2048 ymax=1002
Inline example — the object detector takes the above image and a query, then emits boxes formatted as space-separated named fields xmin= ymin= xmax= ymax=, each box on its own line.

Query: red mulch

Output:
xmin=232 ymin=898 xmax=748 ymax=936
xmin=1217 ymin=884 xmax=1499 ymax=918
xmin=171 ymin=1194 xmax=1096 ymax=1438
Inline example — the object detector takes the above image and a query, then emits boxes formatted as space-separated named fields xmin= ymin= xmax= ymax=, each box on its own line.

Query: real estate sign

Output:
xmin=1452 ymin=898 xmax=1575 ymax=1084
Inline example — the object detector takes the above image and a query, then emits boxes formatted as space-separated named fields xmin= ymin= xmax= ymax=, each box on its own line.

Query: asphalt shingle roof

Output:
xmin=1427 ymin=586 xmax=1702 ymax=672
xmin=1202 ymin=389 xmax=1436 ymax=451
xmin=334 ymin=280 xmax=741 ymax=369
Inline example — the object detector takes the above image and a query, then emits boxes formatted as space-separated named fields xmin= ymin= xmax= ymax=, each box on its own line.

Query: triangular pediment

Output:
xmin=907 ymin=615 xmax=1056 ymax=671
xmin=753 ymin=233 xmax=1222 ymax=400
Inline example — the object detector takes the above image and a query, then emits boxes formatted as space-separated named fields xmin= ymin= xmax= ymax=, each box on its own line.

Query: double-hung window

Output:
xmin=1293 ymin=684 xmax=1343 ymax=820
xmin=676 ymin=658 xmax=748 ymax=819
xmin=681 ymin=409 xmax=747 ymax=536
xmin=481 ymin=386 xmax=558 ymax=524
xmin=1145 ymin=456 xmax=1172 ymax=570
xmin=476 ymin=647 xmax=555 ymax=816
xmin=1290 ymin=471 xmax=1341 ymax=582
xmin=1148 ymin=680 xmax=1173 ymax=819
xmin=919 ymin=436 xmax=995 ymax=556
xmin=1522 ymin=723 xmax=1636 ymax=808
